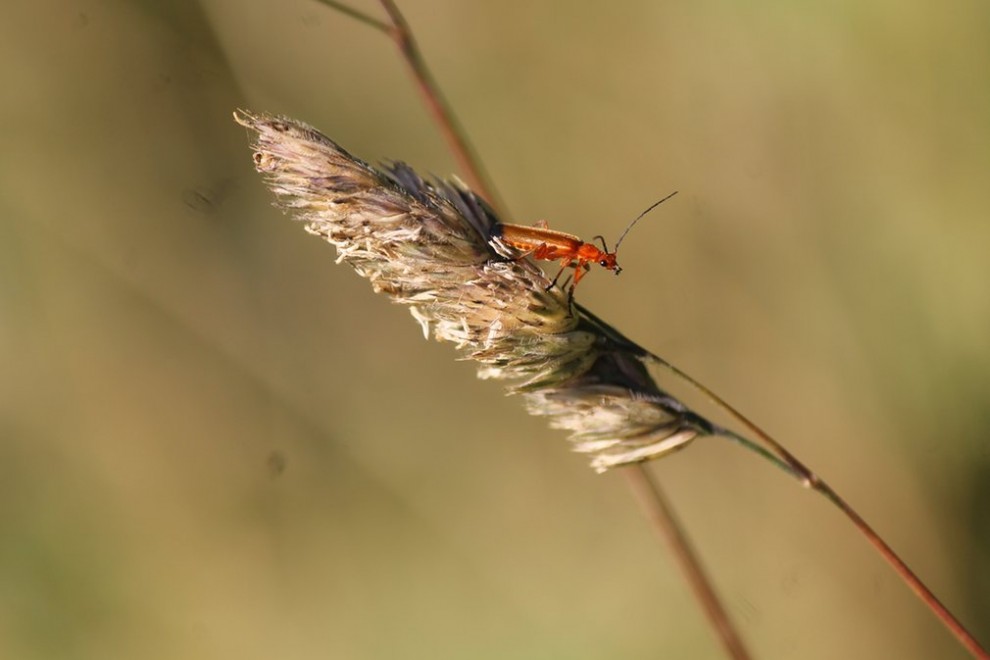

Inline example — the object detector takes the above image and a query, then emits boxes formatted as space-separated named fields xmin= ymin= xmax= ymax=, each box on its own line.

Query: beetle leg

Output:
xmin=546 ymin=264 xmax=568 ymax=291
xmin=571 ymin=260 xmax=588 ymax=287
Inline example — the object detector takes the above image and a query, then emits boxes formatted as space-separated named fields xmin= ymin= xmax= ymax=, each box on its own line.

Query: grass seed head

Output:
xmin=236 ymin=110 xmax=705 ymax=471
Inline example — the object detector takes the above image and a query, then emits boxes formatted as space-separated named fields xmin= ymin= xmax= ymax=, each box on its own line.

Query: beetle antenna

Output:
xmin=613 ymin=190 xmax=679 ymax=253
xmin=592 ymin=235 xmax=609 ymax=252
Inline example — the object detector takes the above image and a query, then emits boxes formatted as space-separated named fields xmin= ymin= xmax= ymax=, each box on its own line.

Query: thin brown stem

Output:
xmin=623 ymin=465 xmax=753 ymax=660
xmin=312 ymin=0 xmax=505 ymax=216
xmin=651 ymin=356 xmax=989 ymax=660
xmin=815 ymin=476 xmax=989 ymax=659
xmin=648 ymin=353 xmax=818 ymax=487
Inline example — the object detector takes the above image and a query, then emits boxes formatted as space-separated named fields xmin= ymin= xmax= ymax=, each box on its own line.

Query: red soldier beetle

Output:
xmin=493 ymin=190 xmax=678 ymax=293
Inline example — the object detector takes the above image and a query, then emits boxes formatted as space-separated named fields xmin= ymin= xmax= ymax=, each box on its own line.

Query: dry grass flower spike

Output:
xmin=234 ymin=109 xmax=710 ymax=472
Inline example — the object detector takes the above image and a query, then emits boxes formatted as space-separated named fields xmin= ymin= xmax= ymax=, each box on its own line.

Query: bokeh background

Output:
xmin=3 ymin=1 xmax=989 ymax=658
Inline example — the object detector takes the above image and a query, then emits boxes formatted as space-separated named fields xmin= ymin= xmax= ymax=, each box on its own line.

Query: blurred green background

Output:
xmin=2 ymin=0 xmax=989 ymax=658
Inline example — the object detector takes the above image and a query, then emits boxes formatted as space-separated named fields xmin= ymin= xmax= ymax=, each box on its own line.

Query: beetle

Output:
xmin=492 ymin=191 xmax=678 ymax=292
